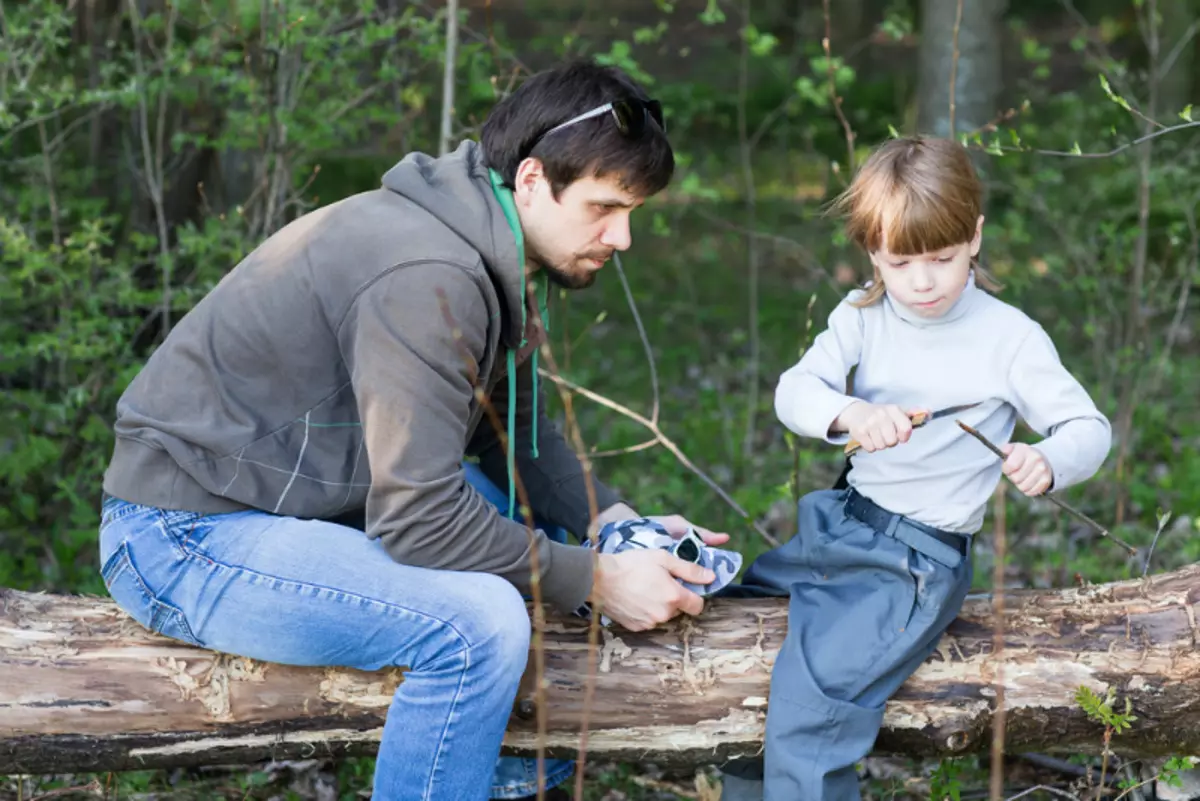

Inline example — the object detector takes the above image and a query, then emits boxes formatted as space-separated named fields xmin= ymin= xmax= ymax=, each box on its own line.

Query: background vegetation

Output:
xmin=2 ymin=0 xmax=1198 ymax=797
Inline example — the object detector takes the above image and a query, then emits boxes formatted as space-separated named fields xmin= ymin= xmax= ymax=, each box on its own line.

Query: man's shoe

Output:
xmin=512 ymin=787 xmax=572 ymax=801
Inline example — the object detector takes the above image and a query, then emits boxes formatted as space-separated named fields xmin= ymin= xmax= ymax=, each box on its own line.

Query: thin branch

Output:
xmin=611 ymin=253 xmax=661 ymax=426
xmin=539 ymin=369 xmax=780 ymax=547
xmin=1059 ymin=0 xmax=1162 ymax=130
xmin=949 ymin=0 xmax=963 ymax=137
xmin=589 ymin=438 xmax=659 ymax=459
xmin=984 ymin=119 xmax=1200 ymax=158
xmin=530 ymin=325 xmax=604 ymax=801
xmin=1156 ymin=20 xmax=1199 ymax=82
xmin=821 ymin=0 xmax=856 ymax=173
xmin=126 ymin=0 xmax=175 ymax=336
xmin=1003 ymin=785 xmax=1082 ymax=801
xmin=990 ymin=482 xmax=1007 ymax=801
xmin=435 ymin=289 xmax=549 ymax=796
xmin=438 ymin=0 xmax=459 ymax=156
xmin=690 ymin=206 xmax=841 ymax=292
xmin=736 ymin=0 xmax=761 ymax=462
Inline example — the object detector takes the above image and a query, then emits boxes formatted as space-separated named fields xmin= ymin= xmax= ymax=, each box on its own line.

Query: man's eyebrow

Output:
xmin=593 ymin=197 xmax=639 ymax=208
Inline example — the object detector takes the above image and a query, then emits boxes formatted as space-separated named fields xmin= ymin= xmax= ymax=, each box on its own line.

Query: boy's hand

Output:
xmin=835 ymin=401 xmax=929 ymax=453
xmin=1001 ymin=442 xmax=1053 ymax=496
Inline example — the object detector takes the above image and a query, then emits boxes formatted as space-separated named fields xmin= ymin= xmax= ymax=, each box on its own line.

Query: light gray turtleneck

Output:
xmin=775 ymin=273 xmax=1112 ymax=534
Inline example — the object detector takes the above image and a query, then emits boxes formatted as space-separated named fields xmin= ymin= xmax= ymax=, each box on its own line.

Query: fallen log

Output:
xmin=3 ymin=563 xmax=1200 ymax=776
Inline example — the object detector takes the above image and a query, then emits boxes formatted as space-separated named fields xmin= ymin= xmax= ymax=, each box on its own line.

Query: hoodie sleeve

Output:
xmin=337 ymin=261 xmax=595 ymax=612
xmin=470 ymin=354 xmax=623 ymax=540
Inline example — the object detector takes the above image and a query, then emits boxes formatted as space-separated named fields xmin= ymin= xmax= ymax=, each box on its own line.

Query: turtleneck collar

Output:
xmin=884 ymin=269 xmax=979 ymax=328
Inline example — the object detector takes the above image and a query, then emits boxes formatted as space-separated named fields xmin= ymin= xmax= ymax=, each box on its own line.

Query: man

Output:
xmin=97 ymin=59 xmax=727 ymax=801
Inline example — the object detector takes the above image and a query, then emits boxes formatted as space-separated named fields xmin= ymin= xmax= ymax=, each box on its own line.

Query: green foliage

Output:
xmin=1076 ymin=685 xmax=1138 ymax=734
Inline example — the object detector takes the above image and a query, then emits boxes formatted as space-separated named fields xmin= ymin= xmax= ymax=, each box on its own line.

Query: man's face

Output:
xmin=513 ymin=160 xmax=644 ymax=290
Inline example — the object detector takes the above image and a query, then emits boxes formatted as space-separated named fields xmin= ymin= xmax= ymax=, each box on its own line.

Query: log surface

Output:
xmin=3 ymin=564 xmax=1200 ymax=774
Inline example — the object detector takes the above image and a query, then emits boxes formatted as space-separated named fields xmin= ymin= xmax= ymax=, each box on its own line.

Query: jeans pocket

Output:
xmin=102 ymin=541 xmax=203 ymax=648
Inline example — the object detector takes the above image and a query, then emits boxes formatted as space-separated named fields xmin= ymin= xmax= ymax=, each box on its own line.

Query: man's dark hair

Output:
xmin=481 ymin=59 xmax=674 ymax=199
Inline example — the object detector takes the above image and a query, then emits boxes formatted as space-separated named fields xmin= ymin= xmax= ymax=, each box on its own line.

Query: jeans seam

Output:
xmin=424 ymin=646 xmax=470 ymax=801
xmin=104 ymin=542 xmax=203 ymax=646
xmin=171 ymin=544 xmax=476 ymax=660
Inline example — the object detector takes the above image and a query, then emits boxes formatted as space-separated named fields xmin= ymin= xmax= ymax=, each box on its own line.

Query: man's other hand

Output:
xmin=589 ymin=549 xmax=715 ymax=632
xmin=645 ymin=514 xmax=731 ymax=546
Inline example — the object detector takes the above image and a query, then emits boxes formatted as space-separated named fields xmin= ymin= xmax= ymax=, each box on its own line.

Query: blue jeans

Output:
xmin=97 ymin=461 xmax=574 ymax=800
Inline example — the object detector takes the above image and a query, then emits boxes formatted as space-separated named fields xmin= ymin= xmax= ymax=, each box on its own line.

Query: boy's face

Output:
xmin=513 ymin=159 xmax=644 ymax=290
xmin=870 ymin=215 xmax=984 ymax=318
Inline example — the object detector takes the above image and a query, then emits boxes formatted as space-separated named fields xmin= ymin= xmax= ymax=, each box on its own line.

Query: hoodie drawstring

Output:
xmin=488 ymin=168 xmax=545 ymax=519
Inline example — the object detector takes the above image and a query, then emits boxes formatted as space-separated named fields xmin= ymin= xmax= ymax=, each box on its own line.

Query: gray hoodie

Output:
xmin=102 ymin=140 xmax=621 ymax=612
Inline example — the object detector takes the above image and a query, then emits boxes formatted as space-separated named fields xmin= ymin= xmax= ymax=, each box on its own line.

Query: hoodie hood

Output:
xmin=380 ymin=140 xmax=528 ymax=349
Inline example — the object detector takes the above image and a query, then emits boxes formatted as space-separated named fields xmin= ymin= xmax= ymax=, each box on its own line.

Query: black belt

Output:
xmin=844 ymin=488 xmax=968 ymax=557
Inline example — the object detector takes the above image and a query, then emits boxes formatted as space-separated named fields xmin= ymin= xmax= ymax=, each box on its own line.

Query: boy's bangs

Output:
xmin=874 ymin=190 xmax=977 ymax=256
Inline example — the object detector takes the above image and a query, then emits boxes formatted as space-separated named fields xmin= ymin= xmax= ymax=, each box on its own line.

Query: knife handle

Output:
xmin=843 ymin=410 xmax=930 ymax=457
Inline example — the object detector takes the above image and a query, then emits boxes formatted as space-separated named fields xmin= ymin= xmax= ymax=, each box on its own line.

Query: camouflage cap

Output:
xmin=586 ymin=517 xmax=743 ymax=597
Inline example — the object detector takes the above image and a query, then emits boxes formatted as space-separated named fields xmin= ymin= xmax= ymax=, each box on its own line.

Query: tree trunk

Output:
xmin=4 ymin=563 xmax=1200 ymax=775
xmin=916 ymin=0 xmax=1007 ymax=138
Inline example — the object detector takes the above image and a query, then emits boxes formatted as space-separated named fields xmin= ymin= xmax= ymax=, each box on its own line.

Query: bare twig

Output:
xmin=27 ymin=780 xmax=103 ymax=801
xmin=539 ymin=369 xmax=781 ymax=548
xmin=736 ymin=0 xmax=761 ymax=463
xmin=820 ymin=0 xmax=856 ymax=173
xmin=612 ymin=252 xmax=661 ymax=425
xmin=990 ymin=481 xmax=1007 ymax=801
xmin=956 ymin=422 xmax=1137 ymax=555
xmin=438 ymin=0 xmax=459 ymax=156
xmin=435 ymin=288 xmax=549 ymax=797
xmin=949 ymin=0 xmax=963 ymax=137
xmin=589 ymin=438 xmax=659 ymax=459
xmin=1004 ymin=785 xmax=1082 ymax=801
xmin=126 ymin=0 xmax=176 ymax=336
xmin=531 ymin=326 xmax=604 ymax=801
xmin=1059 ymin=0 xmax=1163 ymax=131
xmin=985 ymin=119 xmax=1200 ymax=158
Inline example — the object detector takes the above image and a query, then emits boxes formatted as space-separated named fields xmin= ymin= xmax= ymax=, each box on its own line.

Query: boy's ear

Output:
xmin=970 ymin=215 xmax=985 ymax=257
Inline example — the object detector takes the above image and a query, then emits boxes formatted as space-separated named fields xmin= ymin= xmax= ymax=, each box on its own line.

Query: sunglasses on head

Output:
xmin=524 ymin=97 xmax=666 ymax=156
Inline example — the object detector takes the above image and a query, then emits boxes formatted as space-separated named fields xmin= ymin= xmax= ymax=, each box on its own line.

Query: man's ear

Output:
xmin=512 ymin=157 xmax=546 ymax=208
xmin=970 ymin=214 xmax=985 ymax=257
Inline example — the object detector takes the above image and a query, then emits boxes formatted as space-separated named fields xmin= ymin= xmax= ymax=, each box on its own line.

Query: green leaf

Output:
xmin=699 ymin=0 xmax=725 ymax=25
xmin=1180 ymin=104 xmax=1193 ymax=122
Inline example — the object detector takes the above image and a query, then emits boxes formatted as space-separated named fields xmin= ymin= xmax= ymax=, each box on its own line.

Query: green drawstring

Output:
xmin=488 ymin=168 xmax=546 ymax=519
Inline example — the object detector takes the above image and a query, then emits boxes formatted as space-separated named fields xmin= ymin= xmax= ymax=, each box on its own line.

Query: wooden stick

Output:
xmin=956 ymin=421 xmax=1137 ymax=556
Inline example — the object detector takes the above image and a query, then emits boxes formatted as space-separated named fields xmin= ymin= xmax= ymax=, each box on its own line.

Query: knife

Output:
xmin=844 ymin=401 xmax=982 ymax=457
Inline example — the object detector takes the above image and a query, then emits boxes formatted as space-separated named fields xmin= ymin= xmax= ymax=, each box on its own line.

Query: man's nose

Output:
xmin=600 ymin=215 xmax=632 ymax=251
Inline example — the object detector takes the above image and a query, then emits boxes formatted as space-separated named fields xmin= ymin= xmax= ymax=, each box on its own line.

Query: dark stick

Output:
xmin=957 ymin=421 xmax=1138 ymax=556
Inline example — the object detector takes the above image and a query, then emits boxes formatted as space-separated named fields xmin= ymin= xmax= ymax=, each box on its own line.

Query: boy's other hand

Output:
xmin=1001 ymin=442 xmax=1053 ymax=496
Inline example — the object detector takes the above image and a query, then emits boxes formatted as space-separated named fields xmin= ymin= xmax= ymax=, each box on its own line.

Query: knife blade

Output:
xmin=843 ymin=401 xmax=982 ymax=457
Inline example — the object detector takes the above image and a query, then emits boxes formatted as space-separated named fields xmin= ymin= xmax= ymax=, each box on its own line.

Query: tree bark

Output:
xmin=916 ymin=0 xmax=1007 ymax=138
xmin=4 ymin=563 xmax=1200 ymax=775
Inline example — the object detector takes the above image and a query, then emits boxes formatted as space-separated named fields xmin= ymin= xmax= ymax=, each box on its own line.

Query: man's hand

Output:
xmin=834 ymin=401 xmax=929 ymax=453
xmin=590 ymin=503 xmax=730 ymax=547
xmin=1001 ymin=442 xmax=1053 ymax=496
xmin=644 ymin=514 xmax=730 ymax=547
xmin=589 ymin=549 xmax=715 ymax=632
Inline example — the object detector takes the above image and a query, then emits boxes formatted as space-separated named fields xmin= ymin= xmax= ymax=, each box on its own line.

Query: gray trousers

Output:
xmin=724 ymin=488 xmax=973 ymax=801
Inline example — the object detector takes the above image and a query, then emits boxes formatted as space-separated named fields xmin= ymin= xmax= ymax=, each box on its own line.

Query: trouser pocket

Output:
xmin=102 ymin=540 xmax=203 ymax=647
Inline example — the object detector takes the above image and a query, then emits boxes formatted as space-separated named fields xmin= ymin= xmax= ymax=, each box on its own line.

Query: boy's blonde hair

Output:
xmin=829 ymin=135 xmax=1001 ymax=307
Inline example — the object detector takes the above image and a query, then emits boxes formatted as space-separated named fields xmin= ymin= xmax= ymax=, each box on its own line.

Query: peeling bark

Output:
xmin=4 ymin=564 xmax=1200 ymax=774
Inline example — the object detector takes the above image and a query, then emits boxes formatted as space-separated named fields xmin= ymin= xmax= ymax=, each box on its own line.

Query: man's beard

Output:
xmin=530 ymin=252 xmax=605 ymax=291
